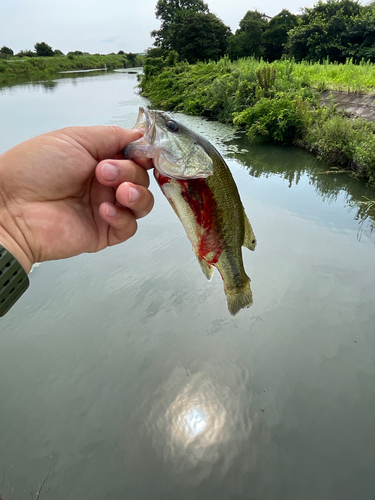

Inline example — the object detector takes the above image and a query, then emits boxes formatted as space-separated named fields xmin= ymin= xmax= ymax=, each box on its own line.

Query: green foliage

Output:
xmin=234 ymin=93 xmax=310 ymax=144
xmin=0 ymin=53 xmax=144 ymax=83
xmin=152 ymin=0 xmax=209 ymax=49
xmin=306 ymin=115 xmax=375 ymax=182
xmin=228 ymin=10 xmax=268 ymax=59
xmin=140 ymin=55 xmax=375 ymax=182
xmin=287 ymin=0 xmax=375 ymax=62
xmin=256 ymin=65 xmax=276 ymax=93
xmin=263 ymin=10 xmax=298 ymax=62
xmin=54 ymin=49 xmax=64 ymax=56
xmin=35 ymin=42 xmax=54 ymax=57
xmin=151 ymin=0 xmax=229 ymax=63
xmin=16 ymin=50 xmax=36 ymax=57
xmin=126 ymin=52 xmax=139 ymax=66
xmin=146 ymin=47 xmax=166 ymax=59
xmin=168 ymin=11 xmax=230 ymax=63
xmin=0 ymin=46 xmax=13 ymax=58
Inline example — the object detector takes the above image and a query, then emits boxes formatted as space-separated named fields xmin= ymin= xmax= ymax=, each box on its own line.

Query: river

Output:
xmin=1 ymin=70 xmax=375 ymax=500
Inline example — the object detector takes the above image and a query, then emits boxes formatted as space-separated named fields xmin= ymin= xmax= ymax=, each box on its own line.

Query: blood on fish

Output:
xmin=181 ymin=179 xmax=225 ymax=263
xmin=155 ymin=170 xmax=225 ymax=265
xmin=154 ymin=171 xmax=170 ymax=186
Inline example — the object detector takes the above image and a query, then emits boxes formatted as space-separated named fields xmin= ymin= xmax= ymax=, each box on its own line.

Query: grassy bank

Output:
xmin=140 ymin=56 xmax=375 ymax=185
xmin=0 ymin=53 xmax=144 ymax=83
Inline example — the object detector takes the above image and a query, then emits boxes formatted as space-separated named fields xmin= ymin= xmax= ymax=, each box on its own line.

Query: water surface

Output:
xmin=0 ymin=71 xmax=375 ymax=500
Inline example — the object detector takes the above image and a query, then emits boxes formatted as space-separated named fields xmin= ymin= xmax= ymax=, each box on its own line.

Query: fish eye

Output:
xmin=166 ymin=120 xmax=179 ymax=133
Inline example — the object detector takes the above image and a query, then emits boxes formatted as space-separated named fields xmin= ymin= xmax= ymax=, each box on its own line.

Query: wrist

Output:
xmin=0 ymin=224 xmax=33 ymax=275
xmin=0 ymin=243 xmax=30 ymax=316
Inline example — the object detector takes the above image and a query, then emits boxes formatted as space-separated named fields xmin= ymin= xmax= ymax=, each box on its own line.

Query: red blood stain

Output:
xmin=155 ymin=171 xmax=225 ymax=264
xmin=154 ymin=170 xmax=170 ymax=186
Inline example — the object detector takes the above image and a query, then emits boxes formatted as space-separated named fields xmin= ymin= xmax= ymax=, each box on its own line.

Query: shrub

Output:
xmin=306 ymin=115 xmax=375 ymax=182
xmin=234 ymin=93 xmax=310 ymax=144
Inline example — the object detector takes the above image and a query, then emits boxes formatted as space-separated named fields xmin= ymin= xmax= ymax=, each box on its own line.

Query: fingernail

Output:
xmin=102 ymin=163 xmax=118 ymax=181
xmin=106 ymin=203 xmax=117 ymax=216
xmin=128 ymin=186 xmax=140 ymax=202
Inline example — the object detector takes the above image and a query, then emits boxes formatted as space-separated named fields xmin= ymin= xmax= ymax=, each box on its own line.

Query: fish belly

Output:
xmin=154 ymin=171 xmax=252 ymax=315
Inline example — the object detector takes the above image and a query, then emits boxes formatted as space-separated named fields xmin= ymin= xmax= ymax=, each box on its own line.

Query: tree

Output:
xmin=34 ymin=42 xmax=54 ymax=57
xmin=0 ymin=46 xmax=13 ymax=56
xmin=342 ymin=9 xmax=375 ymax=61
xmin=151 ymin=0 xmax=209 ymax=49
xmin=169 ymin=11 xmax=230 ymax=62
xmin=287 ymin=0 xmax=374 ymax=62
xmin=16 ymin=50 xmax=36 ymax=58
xmin=263 ymin=10 xmax=298 ymax=61
xmin=228 ymin=10 xmax=268 ymax=60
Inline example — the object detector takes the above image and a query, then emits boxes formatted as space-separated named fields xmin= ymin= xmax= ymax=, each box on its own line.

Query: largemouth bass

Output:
xmin=122 ymin=107 xmax=256 ymax=315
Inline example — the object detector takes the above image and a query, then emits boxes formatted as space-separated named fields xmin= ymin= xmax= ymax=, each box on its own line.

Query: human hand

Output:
xmin=0 ymin=126 xmax=154 ymax=273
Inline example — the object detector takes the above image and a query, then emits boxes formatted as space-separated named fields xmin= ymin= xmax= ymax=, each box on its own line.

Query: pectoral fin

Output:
xmin=196 ymin=255 xmax=214 ymax=281
xmin=243 ymin=210 xmax=256 ymax=251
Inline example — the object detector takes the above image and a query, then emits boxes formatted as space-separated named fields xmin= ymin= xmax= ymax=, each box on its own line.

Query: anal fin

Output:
xmin=196 ymin=255 xmax=214 ymax=281
xmin=243 ymin=210 xmax=257 ymax=251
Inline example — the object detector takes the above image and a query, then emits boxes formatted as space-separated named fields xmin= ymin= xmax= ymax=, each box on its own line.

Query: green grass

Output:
xmin=238 ymin=58 xmax=375 ymax=93
xmin=0 ymin=53 xmax=144 ymax=83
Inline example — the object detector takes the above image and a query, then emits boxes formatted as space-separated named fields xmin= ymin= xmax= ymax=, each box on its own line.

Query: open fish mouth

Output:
xmin=133 ymin=106 xmax=158 ymax=144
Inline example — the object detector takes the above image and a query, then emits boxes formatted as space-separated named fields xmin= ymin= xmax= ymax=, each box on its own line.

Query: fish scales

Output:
xmin=122 ymin=106 xmax=256 ymax=315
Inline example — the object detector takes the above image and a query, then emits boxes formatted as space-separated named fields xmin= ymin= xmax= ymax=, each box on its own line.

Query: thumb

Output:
xmin=59 ymin=125 xmax=143 ymax=162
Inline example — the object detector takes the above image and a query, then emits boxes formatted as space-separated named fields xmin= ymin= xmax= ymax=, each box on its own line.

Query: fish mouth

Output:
xmin=134 ymin=106 xmax=158 ymax=144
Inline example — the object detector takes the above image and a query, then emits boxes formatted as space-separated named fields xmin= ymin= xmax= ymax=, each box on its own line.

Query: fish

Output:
xmin=122 ymin=106 xmax=256 ymax=315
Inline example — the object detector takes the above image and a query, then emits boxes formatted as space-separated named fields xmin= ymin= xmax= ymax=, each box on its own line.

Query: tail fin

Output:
xmin=225 ymin=284 xmax=253 ymax=316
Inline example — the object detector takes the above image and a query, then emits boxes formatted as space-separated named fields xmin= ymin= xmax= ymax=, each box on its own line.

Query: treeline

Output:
xmin=0 ymin=42 xmax=141 ymax=62
xmin=148 ymin=0 xmax=375 ymax=64
xmin=0 ymin=42 xmax=144 ymax=82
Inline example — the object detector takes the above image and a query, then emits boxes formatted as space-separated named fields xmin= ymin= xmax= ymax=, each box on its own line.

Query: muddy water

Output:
xmin=0 ymin=71 xmax=375 ymax=500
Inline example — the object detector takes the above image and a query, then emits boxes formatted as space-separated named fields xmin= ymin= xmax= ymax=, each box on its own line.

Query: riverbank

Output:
xmin=0 ymin=53 xmax=144 ymax=83
xmin=320 ymin=90 xmax=375 ymax=121
xmin=140 ymin=56 xmax=375 ymax=186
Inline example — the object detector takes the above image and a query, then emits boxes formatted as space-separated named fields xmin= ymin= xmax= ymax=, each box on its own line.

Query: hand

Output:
xmin=0 ymin=126 xmax=154 ymax=273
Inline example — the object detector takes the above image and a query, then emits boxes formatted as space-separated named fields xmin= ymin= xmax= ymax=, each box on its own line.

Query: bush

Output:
xmin=35 ymin=42 xmax=54 ymax=57
xmin=307 ymin=115 xmax=375 ymax=182
xmin=234 ymin=93 xmax=310 ymax=144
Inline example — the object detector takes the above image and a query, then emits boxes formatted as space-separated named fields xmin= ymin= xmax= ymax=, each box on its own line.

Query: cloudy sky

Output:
xmin=3 ymin=0 xmax=323 ymax=55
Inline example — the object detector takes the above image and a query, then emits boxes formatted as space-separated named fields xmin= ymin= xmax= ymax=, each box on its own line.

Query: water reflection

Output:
xmin=0 ymin=69 xmax=123 ymax=94
xmin=227 ymin=137 xmax=375 ymax=235
xmin=145 ymin=363 xmax=252 ymax=483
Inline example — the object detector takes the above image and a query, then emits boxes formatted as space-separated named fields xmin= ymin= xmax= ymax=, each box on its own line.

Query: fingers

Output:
xmin=116 ymin=182 xmax=154 ymax=220
xmin=96 ymin=159 xmax=152 ymax=189
xmin=98 ymin=180 xmax=154 ymax=246
xmin=98 ymin=203 xmax=138 ymax=246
